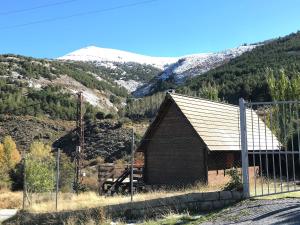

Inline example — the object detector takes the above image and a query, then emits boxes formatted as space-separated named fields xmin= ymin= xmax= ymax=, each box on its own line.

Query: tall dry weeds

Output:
xmin=0 ymin=190 xmax=22 ymax=209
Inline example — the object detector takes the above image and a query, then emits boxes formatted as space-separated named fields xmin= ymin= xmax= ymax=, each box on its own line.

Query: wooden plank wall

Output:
xmin=145 ymin=102 xmax=206 ymax=185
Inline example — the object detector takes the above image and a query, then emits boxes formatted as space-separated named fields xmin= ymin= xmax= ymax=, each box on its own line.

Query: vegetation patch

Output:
xmin=179 ymin=32 xmax=300 ymax=104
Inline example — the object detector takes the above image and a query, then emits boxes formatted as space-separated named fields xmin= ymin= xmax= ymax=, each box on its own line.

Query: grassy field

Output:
xmin=2 ymin=177 xmax=300 ymax=224
xmin=0 ymin=183 xmax=223 ymax=212
xmin=2 ymin=179 xmax=299 ymax=211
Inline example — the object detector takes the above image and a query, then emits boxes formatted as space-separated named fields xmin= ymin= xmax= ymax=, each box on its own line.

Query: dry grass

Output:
xmin=247 ymin=176 xmax=300 ymax=200
xmin=0 ymin=190 xmax=22 ymax=209
xmin=30 ymin=183 xmax=222 ymax=212
xmin=0 ymin=183 xmax=223 ymax=212
xmin=5 ymin=177 xmax=298 ymax=213
xmin=254 ymin=191 xmax=300 ymax=200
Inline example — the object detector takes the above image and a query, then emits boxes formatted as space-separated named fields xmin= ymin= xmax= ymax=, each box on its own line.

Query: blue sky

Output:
xmin=0 ymin=0 xmax=300 ymax=58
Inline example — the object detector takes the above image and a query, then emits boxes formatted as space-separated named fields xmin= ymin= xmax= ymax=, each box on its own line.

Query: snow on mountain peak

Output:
xmin=58 ymin=44 xmax=257 ymax=95
xmin=58 ymin=46 xmax=179 ymax=69
xmin=133 ymin=44 xmax=257 ymax=96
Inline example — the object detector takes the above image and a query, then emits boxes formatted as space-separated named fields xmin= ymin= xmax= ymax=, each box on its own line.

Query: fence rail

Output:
xmin=240 ymin=98 xmax=300 ymax=197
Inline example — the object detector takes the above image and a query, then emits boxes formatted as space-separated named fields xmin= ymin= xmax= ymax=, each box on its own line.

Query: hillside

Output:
xmin=133 ymin=45 xmax=256 ymax=96
xmin=1 ymin=31 xmax=300 ymax=163
xmin=54 ymin=119 xmax=136 ymax=162
xmin=178 ymin=32 xmax=300 ymax=104
xmin=0 ymin=53 xmax=155 ymax=161
xmin=58 ymin=45 xmax=255 ymax=96
xmin=0 ymin=115 xmax=75 ymax=151
xmin=0 ymin=114 xmax=148 ymax=162
xmin=0 ymin=54 xmax=131 ymax=116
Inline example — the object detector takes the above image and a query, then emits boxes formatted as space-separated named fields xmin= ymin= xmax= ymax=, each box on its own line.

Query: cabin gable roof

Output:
xmin=137 ymin=93 xmax=280 ymax=152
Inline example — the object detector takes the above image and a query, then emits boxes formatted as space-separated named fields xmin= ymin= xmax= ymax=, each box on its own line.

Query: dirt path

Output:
xmin=0 ymin=209 xmax=17 ymax=223
xmin=201 ymin=198 xmax=300 ymax=225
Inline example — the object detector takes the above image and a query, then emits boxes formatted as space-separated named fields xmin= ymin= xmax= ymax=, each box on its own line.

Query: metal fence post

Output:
xmin=56 ymin=148 xmax=60 ymax=211
xmin=22 ymin=148 xmax=26 ymax=210
xmin=130 ymin=128 xmax=135 ymax=202
xmin=239 ymin=98 xmax=250 ymax=198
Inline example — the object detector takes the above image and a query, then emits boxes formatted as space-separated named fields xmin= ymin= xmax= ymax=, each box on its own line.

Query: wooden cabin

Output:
xmin=136 ymin=93 xmax=280 ymax=186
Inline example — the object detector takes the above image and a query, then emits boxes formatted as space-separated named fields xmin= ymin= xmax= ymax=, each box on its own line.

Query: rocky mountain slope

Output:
xmin=54 ymin=119 xmax=134 ymax=162
xmin=0 ymin=115 xmax=75 ymax=151
xmin=0 ymin=54 xmax=131 ymax=114
xmin=133 ymin=45 xmax=256 ymax=96
xmin=179 ymin=31 xmax=300 ymax=104
xmin=2 ymin=31 xmax=299 ymax=162
xmin=0 ymin=114 xmax=142 ymax=162
xmin=58 ymin=45 xmax=256 ymax=96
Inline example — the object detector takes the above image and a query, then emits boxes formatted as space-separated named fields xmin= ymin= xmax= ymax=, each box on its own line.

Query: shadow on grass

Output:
xmin=2 ymin=191 xmax=242 ymax=225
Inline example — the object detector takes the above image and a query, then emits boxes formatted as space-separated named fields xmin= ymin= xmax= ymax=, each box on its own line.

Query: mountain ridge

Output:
xmin=58 ymin=46 xmax=179 ymax=70
xmin=58 ymin=44 xmax=257 ymax=95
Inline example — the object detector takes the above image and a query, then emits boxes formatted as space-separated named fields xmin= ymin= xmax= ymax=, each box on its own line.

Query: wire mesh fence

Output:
xmin=18 ymin=94 xmax=254 ymax=212
xmin=18 ymin=139 xmax=243 ymax=210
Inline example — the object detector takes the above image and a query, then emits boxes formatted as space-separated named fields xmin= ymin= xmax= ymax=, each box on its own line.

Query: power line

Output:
xmin=0 ymin=0 xmax=79 ymax=16
xmin=0 ymin=0 xmax=159 ymax=30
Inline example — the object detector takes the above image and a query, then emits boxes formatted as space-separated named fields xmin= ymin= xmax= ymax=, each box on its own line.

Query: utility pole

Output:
xmin=130 ymin=128 xmax=135 ymax=202
xmin=74 ymin=92 xmax=84 ymax=193
xmin=55 ymin=148 xmax=60 ymax=211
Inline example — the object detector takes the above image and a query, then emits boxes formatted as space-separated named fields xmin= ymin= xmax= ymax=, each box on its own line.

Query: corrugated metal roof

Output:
xmin=170 ymin=93 xmax=280 ymax=151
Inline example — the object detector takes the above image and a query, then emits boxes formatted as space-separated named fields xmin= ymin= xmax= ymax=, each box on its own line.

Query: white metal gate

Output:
xmin=240 ymin=98 xmax=300 ymax=197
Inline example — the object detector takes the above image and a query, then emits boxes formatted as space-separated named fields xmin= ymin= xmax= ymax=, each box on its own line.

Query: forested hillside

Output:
xmin=0 ymin=53 xmax=163 ymax=163
xmin=0 ymin=54 xmax=131 ymax=117
xmin=178 ymin=32 xmax=300 ymax=104
xmin=1 ymin=31 xmax=300 ymax=164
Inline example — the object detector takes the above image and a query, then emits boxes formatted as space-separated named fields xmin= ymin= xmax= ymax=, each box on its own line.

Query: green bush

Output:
xmin=223 ymin=167 xmax=243 ymax=191
xmin=25 ymin=142 xmax=55 ymax=193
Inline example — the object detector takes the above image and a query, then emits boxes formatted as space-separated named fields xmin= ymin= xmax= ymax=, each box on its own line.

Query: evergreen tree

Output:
xmin=198 ymin=82 xmax=220 ymax=101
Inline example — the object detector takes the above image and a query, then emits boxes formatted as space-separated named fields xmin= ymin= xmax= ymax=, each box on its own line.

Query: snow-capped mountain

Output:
xmin=58 ymin=45 xmax=257 ymax=95
xmin=58 ymin=46 xmax=178 ymax=70
xmin=161 ymin=45 xmax=257 ymax=82
xmin=133 ymin=45 xmax=257 ymax=96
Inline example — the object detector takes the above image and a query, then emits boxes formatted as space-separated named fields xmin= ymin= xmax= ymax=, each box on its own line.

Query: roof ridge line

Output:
xmin=169 ymin=92 xmax=240 ymax=108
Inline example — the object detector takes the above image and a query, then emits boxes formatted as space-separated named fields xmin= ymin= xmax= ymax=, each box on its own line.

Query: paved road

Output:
xmin=202 ymin=199 xmax=300 ymax=225
xmin=0 ymin=209 xmax=17 ymax=223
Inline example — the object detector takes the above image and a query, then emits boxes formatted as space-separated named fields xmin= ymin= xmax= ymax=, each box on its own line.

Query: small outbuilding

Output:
xmin=136 ymin=93 xmax=280 ymax=186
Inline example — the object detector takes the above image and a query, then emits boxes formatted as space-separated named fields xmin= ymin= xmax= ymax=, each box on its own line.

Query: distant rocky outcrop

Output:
xmin=54 ymin=119 xmax=133 ymax=162
xmin=0 ymin=115 xmax=74 ymax=151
